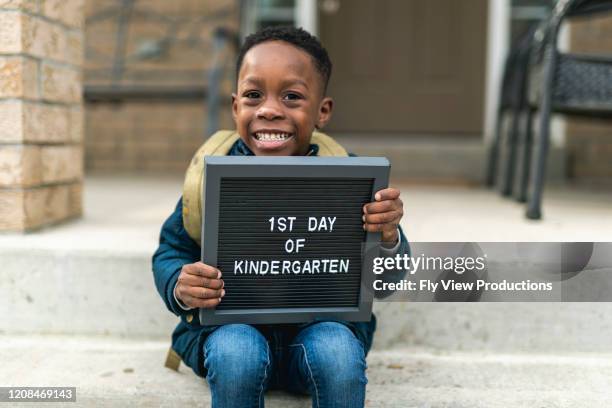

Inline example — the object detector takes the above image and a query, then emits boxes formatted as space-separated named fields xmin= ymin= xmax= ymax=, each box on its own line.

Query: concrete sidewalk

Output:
xmin=2 ymin=335 xmax=612 ymax=408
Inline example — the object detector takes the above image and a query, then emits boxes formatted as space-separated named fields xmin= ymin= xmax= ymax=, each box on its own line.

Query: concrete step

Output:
xmin=1 ymin=335 xmax=611 ymax=407
xmin=3 ymin=245 xmax=612 ymax=352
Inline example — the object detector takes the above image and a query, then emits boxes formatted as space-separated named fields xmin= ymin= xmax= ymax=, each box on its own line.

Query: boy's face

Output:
xmin=232 ymin=41 xmax=333 ymax=156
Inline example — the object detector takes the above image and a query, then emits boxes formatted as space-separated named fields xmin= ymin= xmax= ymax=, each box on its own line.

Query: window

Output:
xmin=241 ymin=0 xmax=297 ymax=38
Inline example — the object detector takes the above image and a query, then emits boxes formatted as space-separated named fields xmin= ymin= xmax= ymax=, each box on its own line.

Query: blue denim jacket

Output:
xmin=152 ymin=139 xmax=409 ymax=377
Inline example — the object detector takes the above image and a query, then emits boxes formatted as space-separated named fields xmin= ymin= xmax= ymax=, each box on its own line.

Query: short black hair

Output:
xmin=236 ymin=26 xmax=332 ymax=93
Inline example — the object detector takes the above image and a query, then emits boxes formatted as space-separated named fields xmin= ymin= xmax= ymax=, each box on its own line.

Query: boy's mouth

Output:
xmin=251 ymin=131 xmax=294 ymax=150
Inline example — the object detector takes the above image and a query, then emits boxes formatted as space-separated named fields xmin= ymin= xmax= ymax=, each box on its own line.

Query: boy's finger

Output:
xmin=178 ymin=274 xmax=223 ymax=289
xmin=363 ymin=223 xmax=398 ymax=233
xmin=374 ymin=188 xmax=400 ymax=202
xmin=181 ymin=274 xmax=224 ymax=289
xmin=363 ymin=200 xmax=395 ymax=214
xmin=177 ymin=274 xmax=201 ymax=287
xmin=183 ymin=285 xmax=225 ymax=300
xmin=185 ymin=295 xmax=221 ymax=309
xmin=205 ymin=278 xmax=224 ymax=290
xmin=199 ymin=297 xmax=222 ymax=309
xmin=184 ymin=262 xmax=221 ymax=279
xmin=363 ymin=210 xmax=402 ymax=225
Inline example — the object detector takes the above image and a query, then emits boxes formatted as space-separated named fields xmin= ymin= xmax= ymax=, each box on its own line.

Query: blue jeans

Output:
xmin=203 ymin=322 xmax=368 ymax=408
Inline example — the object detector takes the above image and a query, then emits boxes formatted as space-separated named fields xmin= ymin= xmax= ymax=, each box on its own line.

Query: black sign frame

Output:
xmin=200 ymin=156 xmax=389 ymax=325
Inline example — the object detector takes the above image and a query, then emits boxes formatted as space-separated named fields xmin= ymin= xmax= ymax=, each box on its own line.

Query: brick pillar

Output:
xmin=0 ymin=0 xmax=84 ymax=231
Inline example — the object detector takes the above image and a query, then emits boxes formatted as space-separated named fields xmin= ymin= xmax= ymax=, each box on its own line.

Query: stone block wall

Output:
xmin=85 ymin=100 xmax=233 ymax=173
xmin=84 ymin=0 xmax=238 ymax=174
xmin=0 ymin=0 xmax=84 ymax=231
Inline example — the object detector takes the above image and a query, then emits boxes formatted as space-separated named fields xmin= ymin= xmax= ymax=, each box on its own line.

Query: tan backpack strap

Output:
xmin=312 ymin=131 xmax=349 ymax=157
xmin=182 ymin=131 xmax=240 ymax=243
xmin=164 ymin=347 xmax=182 ymax=371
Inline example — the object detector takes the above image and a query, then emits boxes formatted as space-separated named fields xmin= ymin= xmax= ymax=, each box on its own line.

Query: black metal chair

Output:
xmin=485 ymin=24 xmax=539 ymax=196
xmin=523 ymin=0 xmax=612 ymax=219
xmin=513 ymin=22 xmax=548 ymax=204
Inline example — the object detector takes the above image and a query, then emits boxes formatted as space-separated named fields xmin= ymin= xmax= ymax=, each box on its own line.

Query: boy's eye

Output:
xmin=244 ymin=91 xmax=261 ymax=99
xmin=283 ymin=92 xmax=302 ymax=101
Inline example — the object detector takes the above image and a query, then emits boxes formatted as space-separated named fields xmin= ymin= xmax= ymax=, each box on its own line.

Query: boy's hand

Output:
xmin=363 ymin=187 xmax=404 ymax=244
xmin=175 ymin=262 xmax=225 ymax=309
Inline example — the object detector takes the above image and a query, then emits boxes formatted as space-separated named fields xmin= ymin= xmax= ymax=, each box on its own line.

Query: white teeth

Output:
xmin=255 ymin=132 xmax=290 ymax=141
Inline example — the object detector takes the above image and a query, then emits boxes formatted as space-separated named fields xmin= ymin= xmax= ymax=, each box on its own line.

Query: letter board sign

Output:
xmin=200 ymin=156 xmax=389 ymax=325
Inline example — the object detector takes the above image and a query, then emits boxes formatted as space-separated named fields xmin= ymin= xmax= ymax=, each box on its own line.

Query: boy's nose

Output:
xmin=255 ymin=105 xmax=284 ymax=121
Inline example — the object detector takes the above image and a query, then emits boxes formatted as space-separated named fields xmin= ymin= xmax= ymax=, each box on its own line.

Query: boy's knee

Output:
xmin=204 ymin=324 xmax=270 ymax=384
xmin=295 ymin=322 xmax=367 ymax=387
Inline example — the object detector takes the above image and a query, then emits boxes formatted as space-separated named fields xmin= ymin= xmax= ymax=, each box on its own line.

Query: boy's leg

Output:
xmin=286 ymin=321 xmax=367 ymax=408
xmin=204 ymin=324 xmax=272 ymax=408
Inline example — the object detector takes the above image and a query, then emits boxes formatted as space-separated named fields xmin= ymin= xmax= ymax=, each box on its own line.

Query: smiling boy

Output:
xmin=153 ymin=26 xmax=408 ymax=408
xmin=233 ymin=37 xmax=332 ymax=157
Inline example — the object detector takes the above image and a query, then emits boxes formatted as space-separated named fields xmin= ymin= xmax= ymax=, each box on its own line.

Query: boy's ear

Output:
xmin=316 ymin=96 xmax=333 ymax=130
xmin=231 ymin=93 xmax=238 ymax=122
